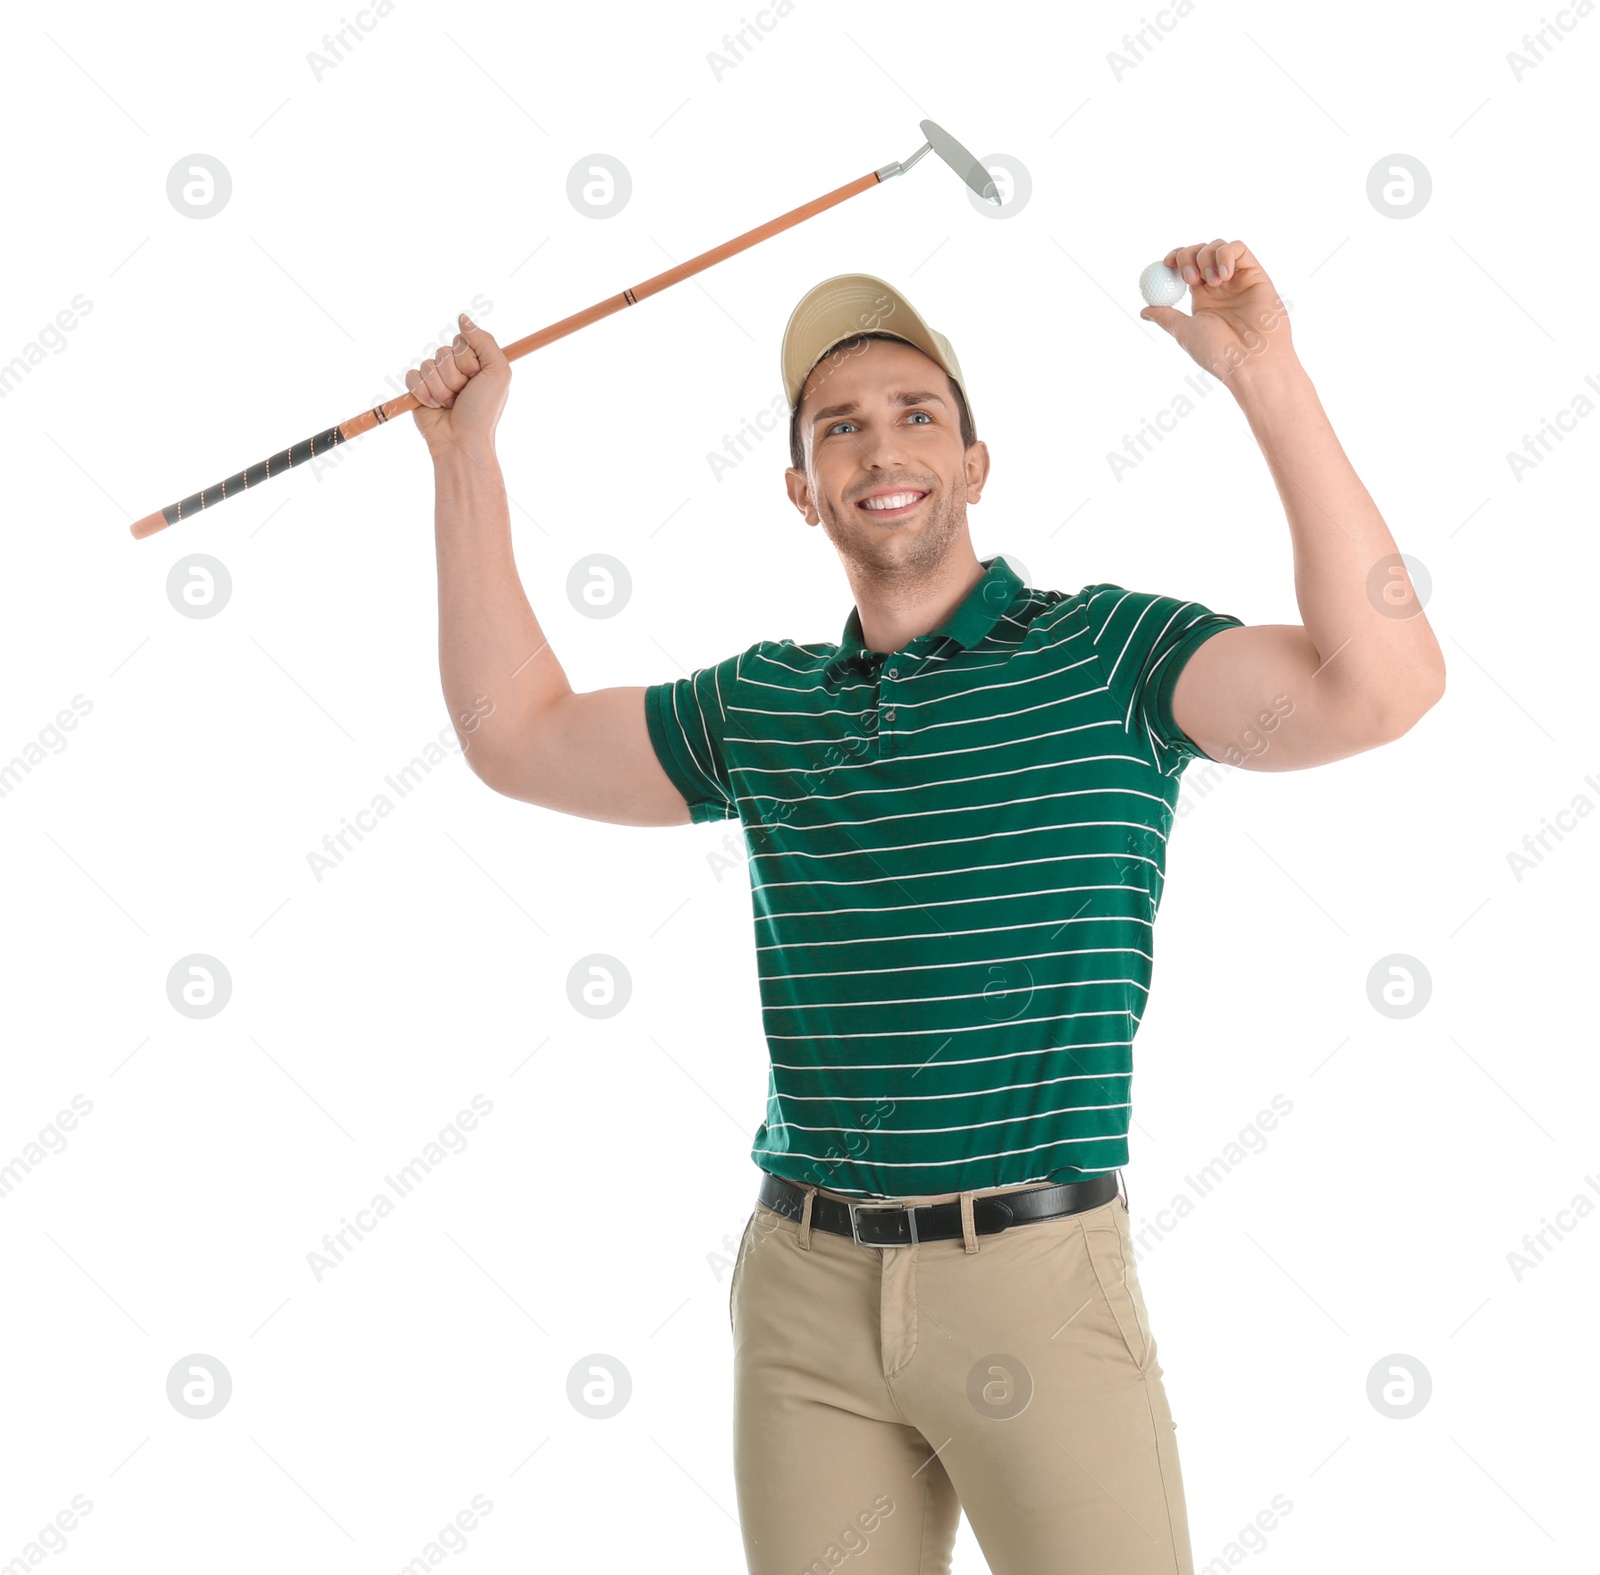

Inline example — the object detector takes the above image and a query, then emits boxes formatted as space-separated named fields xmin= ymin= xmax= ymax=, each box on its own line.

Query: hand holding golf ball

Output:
xmin=1136 ymin=238 xmax=1296 ymax=384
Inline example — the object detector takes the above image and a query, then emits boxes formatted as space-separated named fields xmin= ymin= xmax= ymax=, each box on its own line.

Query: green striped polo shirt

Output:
xmin=644 ymin=554 xmax=1242 ymax=1199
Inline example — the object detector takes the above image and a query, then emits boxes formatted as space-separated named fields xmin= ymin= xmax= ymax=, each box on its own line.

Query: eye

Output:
xmin=907 ymin=410 xmax=932 ymax=424
xmin=826 ymin=420 xmax=857 ymax=436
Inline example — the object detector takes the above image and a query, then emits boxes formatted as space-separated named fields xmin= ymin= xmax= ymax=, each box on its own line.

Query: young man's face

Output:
xmin=785 ymin=337 xmax=989 ymax=579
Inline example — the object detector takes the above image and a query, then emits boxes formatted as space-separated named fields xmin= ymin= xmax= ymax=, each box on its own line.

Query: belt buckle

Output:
xmin=848 ymin=1199 xmax=919 ymax=1248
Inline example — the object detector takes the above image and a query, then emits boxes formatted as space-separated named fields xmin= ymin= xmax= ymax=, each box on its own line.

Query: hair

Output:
xmin=788 ymin=331 xmax=976 ymax=471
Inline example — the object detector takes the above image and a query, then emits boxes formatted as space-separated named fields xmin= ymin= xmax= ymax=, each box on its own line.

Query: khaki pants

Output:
xmin=729 ymin=1175 xmax=1193 ymax=1574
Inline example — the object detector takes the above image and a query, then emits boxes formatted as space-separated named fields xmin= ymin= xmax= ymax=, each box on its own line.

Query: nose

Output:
xmin=853 ymin=423 xmax=916 ymax=471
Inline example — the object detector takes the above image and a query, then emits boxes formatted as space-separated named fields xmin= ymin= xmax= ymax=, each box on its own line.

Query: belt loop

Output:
xmin=959 ymin=1190 xmax=979 ymax=1254
xmin=1117 ymin=1169 xmax=1129 ymax=1212
xmin=797 ymin=1186 xmax=816 ymax=1251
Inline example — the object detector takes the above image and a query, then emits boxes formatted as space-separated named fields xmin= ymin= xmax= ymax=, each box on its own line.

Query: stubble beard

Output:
xmin=818 ymin=480 xmax=965 ymax=597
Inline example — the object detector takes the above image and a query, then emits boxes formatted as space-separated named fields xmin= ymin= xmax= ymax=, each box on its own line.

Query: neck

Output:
xmin=851 ymin=547 xmax=986 ymax=654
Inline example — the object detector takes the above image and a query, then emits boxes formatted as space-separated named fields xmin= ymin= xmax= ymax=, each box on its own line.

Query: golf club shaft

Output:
xmin=129 ymin=167 xmax=885 ymax=540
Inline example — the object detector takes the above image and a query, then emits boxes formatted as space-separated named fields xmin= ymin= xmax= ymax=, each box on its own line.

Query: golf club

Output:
xmin=128 ymin=118 xmax=1000 ymax=540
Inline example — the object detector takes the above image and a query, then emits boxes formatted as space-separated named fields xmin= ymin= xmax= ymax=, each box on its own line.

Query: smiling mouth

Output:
xmin=856 ymin=490 xmax=929 ymax=519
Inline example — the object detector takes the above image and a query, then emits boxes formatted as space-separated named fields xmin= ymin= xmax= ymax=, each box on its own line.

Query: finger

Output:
xmin=432 ymin=345 xmax=470 ymax=394
xmin=1216 ymin=240 xmax=1258 ymax=283
xmin=405 ymin=366 xmax=441 ymax=409
xmin=458 ymin=311 xmax=507 ymax=368
xmin=450 ymin=333 xmax=481 ymax=375
xmin=420 ymin=355 xmax=459 ymax=406
xmin=1197 ymin=239 xmax=1227 ymax=284
xmin=1140 ymin=303 xmax=1188 ymax=337
xmin=1170 ymin=243 xmax=1205 ymax=286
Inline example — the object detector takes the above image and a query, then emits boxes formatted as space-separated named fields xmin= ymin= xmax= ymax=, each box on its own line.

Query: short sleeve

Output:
xmin=643 ymin=650 xmax=745 ymax=822
xmin=1080 ymin=583 xmax=1244 ymax=772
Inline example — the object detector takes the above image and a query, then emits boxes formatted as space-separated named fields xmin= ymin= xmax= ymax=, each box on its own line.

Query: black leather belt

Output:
xmin=756 ymin=1169 xmax=1120 ymax=1248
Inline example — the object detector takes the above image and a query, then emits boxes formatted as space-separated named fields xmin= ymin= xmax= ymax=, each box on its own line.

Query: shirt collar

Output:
xmin=837 ymin=555 xmax=1024 ymax=660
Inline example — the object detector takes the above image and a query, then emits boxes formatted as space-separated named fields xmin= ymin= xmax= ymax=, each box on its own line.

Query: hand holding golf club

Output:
xmin=407 ymin=312 xmax=511 ymax=459
xmin=1139 ymin=238 xmax=1296 ymax=385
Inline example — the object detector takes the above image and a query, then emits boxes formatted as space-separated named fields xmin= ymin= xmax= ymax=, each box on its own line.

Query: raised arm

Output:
xmin=411 ymin=313 xmax=691 ymax=826
xmin=1140 ymin=241 xmax=1447 ymax=771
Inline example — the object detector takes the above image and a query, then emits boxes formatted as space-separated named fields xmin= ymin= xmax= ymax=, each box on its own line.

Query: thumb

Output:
xmin=457 ymin=310 xmax=507 ymax=367
xmin=1140 ymin=304 xmax=1188 ymax=337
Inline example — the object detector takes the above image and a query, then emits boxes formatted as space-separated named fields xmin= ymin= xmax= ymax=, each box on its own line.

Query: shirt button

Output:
xmin=886 ymin=667 xmax=899 ymax=679
xmin=884 ymin=708 xmax=897 ymax=721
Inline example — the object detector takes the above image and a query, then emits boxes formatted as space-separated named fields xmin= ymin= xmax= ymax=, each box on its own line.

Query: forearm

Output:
xmin=432 ymin=441 xmax=571 ymax=773
xmin=1233 ymin=360 xmax=1446 ymax=722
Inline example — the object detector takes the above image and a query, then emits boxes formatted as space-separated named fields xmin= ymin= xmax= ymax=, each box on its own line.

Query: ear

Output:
xmin=784 ymin=465 xmax=821 ymax=527
xmin=962 ymin=439 xmax=991 ymax=505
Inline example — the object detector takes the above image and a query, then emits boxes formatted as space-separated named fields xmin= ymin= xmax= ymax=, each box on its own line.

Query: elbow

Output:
xmin=1374 ymin=666 xmax=1446 ymax=742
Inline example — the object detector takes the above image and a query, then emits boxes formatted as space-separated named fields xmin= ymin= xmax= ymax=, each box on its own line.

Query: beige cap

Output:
xmin=780 ymin=272 xmax=975 ymax=435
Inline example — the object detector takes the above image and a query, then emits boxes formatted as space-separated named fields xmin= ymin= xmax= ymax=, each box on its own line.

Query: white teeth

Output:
xmin=860 ymin=491 xmax=925 ymax=510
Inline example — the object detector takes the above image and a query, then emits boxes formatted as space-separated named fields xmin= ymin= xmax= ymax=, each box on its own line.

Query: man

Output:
xmin=407 ymin=239 xmax=1445 ymax=1575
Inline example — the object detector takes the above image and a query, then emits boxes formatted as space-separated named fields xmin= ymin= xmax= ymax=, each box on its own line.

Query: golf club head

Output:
xmin=921 ymin=119 xmax=1000 ymax=204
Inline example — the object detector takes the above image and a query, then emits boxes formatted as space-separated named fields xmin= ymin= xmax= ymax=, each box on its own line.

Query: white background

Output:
xmin=1 ymin=0 xmax=1594 ymax=1569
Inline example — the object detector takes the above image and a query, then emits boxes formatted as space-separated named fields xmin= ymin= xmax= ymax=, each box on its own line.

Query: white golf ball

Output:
xmin=1139 ymin=261 xmax=1187 ymax=308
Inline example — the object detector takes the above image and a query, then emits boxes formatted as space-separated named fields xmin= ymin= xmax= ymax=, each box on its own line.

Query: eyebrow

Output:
xmin=810 ymin=390 xmax=949 ymax=429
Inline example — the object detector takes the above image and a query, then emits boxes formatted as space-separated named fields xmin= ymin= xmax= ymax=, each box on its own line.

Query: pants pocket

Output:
xmin=1080 ymin=1206 xmax=1151 ymax=1372
xmin=729 ymin=1208 xmax=755 ymax=1333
